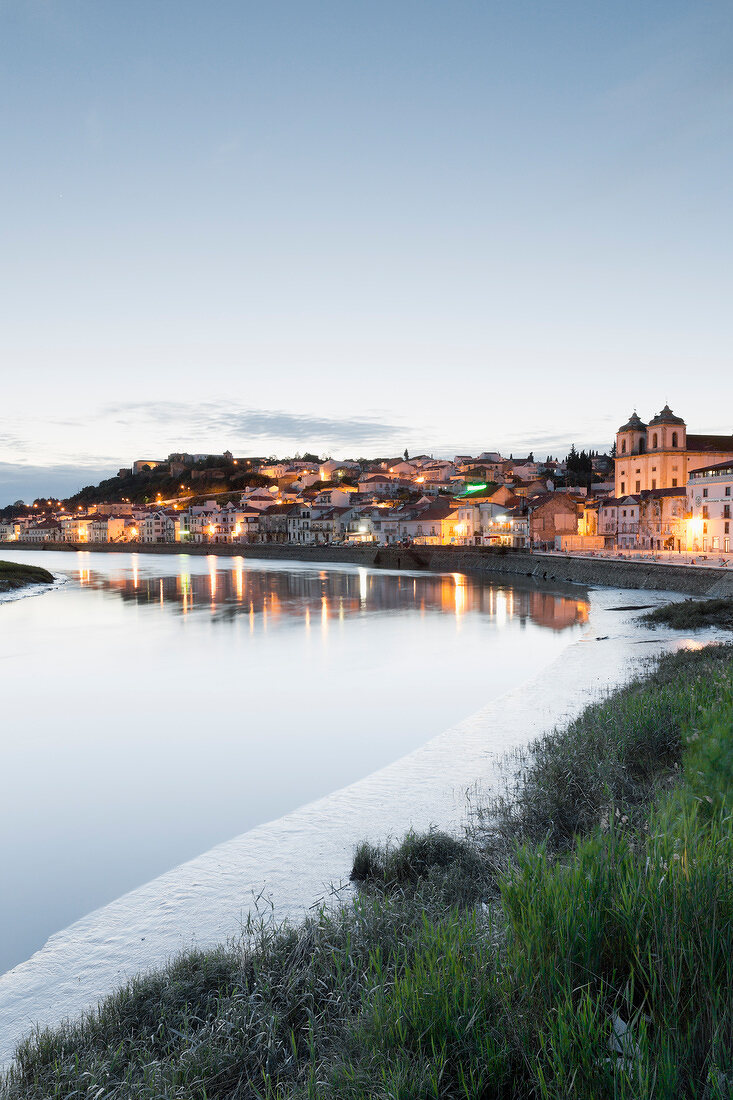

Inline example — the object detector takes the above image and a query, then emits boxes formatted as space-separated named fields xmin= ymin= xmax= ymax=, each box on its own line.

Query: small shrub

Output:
xmin=351 ymin=828 xmax=491 ymax=905
xmin=643 ymin=598 xmax=733 ymax=631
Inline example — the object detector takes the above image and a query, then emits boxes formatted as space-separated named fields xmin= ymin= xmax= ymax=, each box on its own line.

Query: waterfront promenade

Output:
xmin=5 ymin=540 xmax=733 ymax=597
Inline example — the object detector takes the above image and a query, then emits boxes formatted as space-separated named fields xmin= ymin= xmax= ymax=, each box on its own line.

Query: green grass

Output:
xmin=0 ymin=560 xmax=54 ymax=590
xmin=642 ymin=597 xmax=733 ymax=631
xmin=470 ymin=643 xmax=733 ymax=854
xmin=4 ymin=644 xmax=733 ymax=1099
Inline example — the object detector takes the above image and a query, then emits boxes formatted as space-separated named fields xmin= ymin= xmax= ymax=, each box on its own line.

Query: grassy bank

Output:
xmin=0 ymin=560 xmax=54 ymax=593
xmin=643 ymin=597 xmax=733 ymax=632
xmin=4 ymin=644 xmax=732 ymax=1099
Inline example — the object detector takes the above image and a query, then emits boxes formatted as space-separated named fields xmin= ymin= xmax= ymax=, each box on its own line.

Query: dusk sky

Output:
xmin=2 ymin=0 xmax=732 ymax=502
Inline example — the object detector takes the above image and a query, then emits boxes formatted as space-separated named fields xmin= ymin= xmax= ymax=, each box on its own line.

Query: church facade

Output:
xmin=614 ymin=405 xmax=733 ymax=498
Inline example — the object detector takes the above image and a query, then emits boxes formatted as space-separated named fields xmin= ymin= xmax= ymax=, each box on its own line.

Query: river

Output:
xmin=0 ymin=548 xmax=588 ymax=980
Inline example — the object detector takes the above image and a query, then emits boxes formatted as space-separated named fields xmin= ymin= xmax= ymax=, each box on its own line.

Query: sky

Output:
xmin=2 ymin=0 xmax=732 ymax=503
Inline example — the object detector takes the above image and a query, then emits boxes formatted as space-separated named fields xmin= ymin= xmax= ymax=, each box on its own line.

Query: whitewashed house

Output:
xmin=22 ymin=521 xmax=62 ymax=542
xmin=286 ymin=505 xmax=314 ymax=544
xmin=616 ymin=496 xmax=641 ymax=549
xmin=310 ymin=487 xmax=349 ymax=509
xmin=139 ymin=510 xmax=176 ymax=543
xmin=687 ymin=459 xmax=733 ymax=554
xmin=357 ymin=474 xmax=394 ymax=497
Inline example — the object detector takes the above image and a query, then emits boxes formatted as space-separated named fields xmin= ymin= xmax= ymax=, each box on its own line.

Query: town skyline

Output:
xmin=4 ymin=401 xmax=732 ymax=557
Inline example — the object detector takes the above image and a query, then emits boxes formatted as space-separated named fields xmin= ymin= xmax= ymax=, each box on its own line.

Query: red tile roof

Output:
xmin=686 ymin=434 xmax=733 ymax=453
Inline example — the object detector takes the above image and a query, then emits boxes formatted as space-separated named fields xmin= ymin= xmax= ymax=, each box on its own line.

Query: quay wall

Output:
xmin=7 ymin=541 xmax=733 ymax=597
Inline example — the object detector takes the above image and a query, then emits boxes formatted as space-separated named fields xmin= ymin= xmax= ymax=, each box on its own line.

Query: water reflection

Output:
xmin=72 ymin=562 xmax=588 ymax=633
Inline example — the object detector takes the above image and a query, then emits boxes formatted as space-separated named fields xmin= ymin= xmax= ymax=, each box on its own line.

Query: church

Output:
xmin=614 ymin=406 xmax=733 ymax=497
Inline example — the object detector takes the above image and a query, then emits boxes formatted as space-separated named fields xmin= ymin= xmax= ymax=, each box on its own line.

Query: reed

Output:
xmin=642 ymin=597 xmax=733 ymax=631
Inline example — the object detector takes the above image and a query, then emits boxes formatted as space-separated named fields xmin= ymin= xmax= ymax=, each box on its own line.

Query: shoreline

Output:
xmin=0 ymin=562 xmax=64 ymax=606
xmin=0 ymin=580 xmax=701 ymax=1062
xmin=6 ymin=540 xmax=733 ymax=596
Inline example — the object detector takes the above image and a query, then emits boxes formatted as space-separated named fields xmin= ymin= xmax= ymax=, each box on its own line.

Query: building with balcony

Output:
xmin=686 ymin=459 xmax=733 ymax=554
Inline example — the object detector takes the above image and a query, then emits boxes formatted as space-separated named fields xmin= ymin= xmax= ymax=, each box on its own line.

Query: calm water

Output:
xmin=0 ymin=550 xmax=588 ymax=975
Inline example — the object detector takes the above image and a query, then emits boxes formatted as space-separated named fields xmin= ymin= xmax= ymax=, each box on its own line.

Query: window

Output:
xmin=635 ymin=481 xmax=641 ymax=493
xmin=652 ymin=433 xmax=658 ymax=449
xmin=621 ymin=482 xmax=625 ymax=494
xmin=651 ymin=480 xmax=656 ymax=489
xmin=672 ymin=432 xmax=678 ymax=447
xmin=621 ymin=440 xmax=627 ymax=453
xmin=672 ymin=478 xmax=677 ymax=487
xmin=702 ymin=506 xmax=709 ymax=519
xmin=703 ymin=488 xmax=708 ymax=498
xmin=725 ymin=506 xmax=731 ymax=519
xmin=726 ymin=487 xmax=731 ymax=497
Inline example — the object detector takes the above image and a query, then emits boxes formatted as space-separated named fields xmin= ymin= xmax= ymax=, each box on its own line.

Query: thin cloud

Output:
xmin=0 ymin=432 xmax=29 ymax=454
xmin=101 ymin=401 xmax=409 ymax=447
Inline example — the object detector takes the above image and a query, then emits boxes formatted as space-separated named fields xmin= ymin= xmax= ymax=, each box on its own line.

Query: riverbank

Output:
xmin=0 ymin=580 xmax=716 ymax=1069
xmin=0 ymin=550 xmax=594 ymax=1059
xmin=8 ymin=540 xmax=733 ymax=596
xmin=0 ymin=561 xmax=53 ymax=595
xmin=4 ymin=636 xmax=731 ymax=1098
